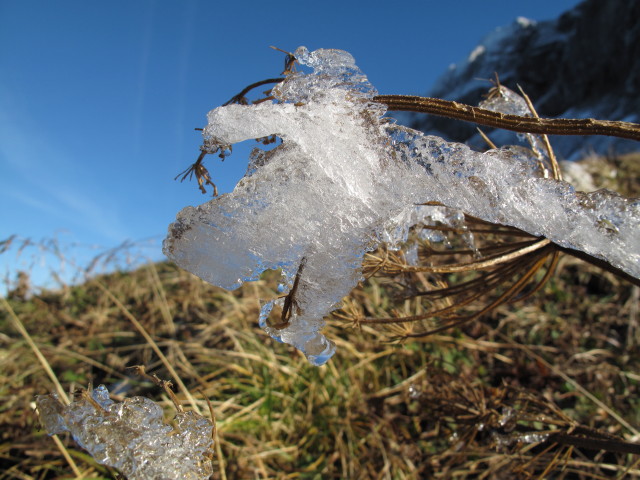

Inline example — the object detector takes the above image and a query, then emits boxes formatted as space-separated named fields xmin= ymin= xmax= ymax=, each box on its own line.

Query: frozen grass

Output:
xmin=1 ymin=154 xmax=639 ymax=478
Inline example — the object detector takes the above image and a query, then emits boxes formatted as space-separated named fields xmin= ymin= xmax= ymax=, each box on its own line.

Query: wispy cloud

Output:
xmin=0 ymin=87 xmax=130 ymax=243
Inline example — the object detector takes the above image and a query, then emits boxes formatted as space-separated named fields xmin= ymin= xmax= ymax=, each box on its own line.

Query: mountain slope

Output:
xmin=407 ymin=0 xmax=640 ymax=159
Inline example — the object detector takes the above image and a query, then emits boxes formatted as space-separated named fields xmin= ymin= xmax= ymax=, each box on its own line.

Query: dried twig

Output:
xmin=222 ymin=78 xmax=284 ymax=106
xmin=517 ymin=85 xmax=561 ymax=180
xmin=129 ymin=365 xmax=184 ymax=412
xmin=374 ymin=94 xmax=640 ymax=141
xmin=270 ymin=257 xmax=307 ymax=330
xmin=94 ymin=281 xmax=202 ymax=414
xmin=175 ymin=150 xmax=218 ymax=196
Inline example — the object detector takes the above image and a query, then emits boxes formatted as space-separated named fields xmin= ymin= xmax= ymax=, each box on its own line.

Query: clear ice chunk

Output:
xmin=479 ymin=84 xmax=530 ymax=116
xmin=479 ymin=84 xmax=547 ymax=160
xmin=164 ymin=46 xmax=640 ymax=365
xmin=36 ymin=385 xmax=213 ymax=480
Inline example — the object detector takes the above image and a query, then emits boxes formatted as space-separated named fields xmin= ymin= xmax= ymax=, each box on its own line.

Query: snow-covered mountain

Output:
xmin=406 ymin=0 xmax=640 ymax=159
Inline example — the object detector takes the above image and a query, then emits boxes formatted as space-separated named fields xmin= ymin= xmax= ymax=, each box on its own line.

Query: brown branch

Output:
xmin=374 ymin=94 xmax=640 ymax=141
xmin=270 ymin=257 xmax=306 ymax=330
xmin=550 ymin=431 xmax=640 ymax=456
xmin=223 ymin=78 xmax=285 ymax=106
xmin=558 ymin=246 xmax=640 ymax=287
xmin=129 ymin=365 xmax=184 ymax=412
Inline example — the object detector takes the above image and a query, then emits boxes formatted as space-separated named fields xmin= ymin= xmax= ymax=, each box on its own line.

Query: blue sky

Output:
xmin=0 ymin=0 xmax=583 ymax=288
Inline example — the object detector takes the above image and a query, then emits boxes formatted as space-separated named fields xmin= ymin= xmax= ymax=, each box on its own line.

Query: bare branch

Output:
xmin=374 ymin=94 xmax=640 ymax=141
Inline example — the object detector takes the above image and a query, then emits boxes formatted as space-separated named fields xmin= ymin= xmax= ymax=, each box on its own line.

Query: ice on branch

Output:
xmin=164 ymin=46 xmax=640 ymax=365
xmin=36 ymin=386 xmax=213 ymax=480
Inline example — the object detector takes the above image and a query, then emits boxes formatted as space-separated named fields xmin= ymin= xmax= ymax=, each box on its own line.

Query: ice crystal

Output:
xmin=36 ymin=385 xmax=213 ymax=480
xmin=164 ymin=46 xmax=640 ymax=365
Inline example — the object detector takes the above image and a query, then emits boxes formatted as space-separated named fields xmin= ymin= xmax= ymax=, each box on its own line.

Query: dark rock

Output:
xmin=406 ymin=0 xmax=640 ymax=159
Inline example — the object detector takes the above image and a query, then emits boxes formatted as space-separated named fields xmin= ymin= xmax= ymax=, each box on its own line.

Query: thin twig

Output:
xmin=374 ymin=94 xmax=640 ymax=141
xmin=222 ymin=78 xmax=285 ymax=106
xmin=476 ymin=127 xmax=498 ymax=149
xmin=51 ymin=434 xmax=84 ymax=478
xmin=271 ymin=257 xmax=306 ymax=329
xmin=559 ymin=247 xmax=640 ymax=288
xmin=401 ymin=238 xmax=551 ymax=273
xmin=517 ymin=85 xmax=561 ymax=181
xmin=94 ymin=281 xmax=202 ymax=415
xmin=175 ymin=150 xmax=218 ymax=196
xmin=550 ymin=432 xmax=640 ymax=455
xmin=201 ymin=391 xmax=227 ymax=480
xmin=129 ymin=365 xmax=184 ymax=412
xmin=399 ymin=252 xmax=551 ymax=338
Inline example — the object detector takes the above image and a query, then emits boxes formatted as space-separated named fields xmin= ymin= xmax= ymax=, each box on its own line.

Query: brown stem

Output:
xmin=550 ymin=432 xmax=640 ymax=455
xmin=558 ymin=246 xmax=640 ymax=287
xmin=374 ymin=95 xmax=640 ymax=141
xmin=223 ymin=78 xmax=285 ymax=106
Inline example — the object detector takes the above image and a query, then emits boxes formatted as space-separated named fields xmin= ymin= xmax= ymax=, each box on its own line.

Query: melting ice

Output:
xmin=36 ymin=386 xmax=214 ymax=480
xmin=164 ymin=46 xmax=640 ymax=365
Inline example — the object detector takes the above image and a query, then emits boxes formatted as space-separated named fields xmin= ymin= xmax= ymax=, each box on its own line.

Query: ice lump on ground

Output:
xmin=36 ymin=385 xmax=213 ymax=480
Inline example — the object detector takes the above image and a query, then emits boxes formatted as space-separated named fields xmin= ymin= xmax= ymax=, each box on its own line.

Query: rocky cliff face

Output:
xmin=407 ymin=0 xmax=640 ymax=159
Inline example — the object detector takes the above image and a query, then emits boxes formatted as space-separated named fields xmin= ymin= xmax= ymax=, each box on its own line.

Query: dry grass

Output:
xmin=1 ymin=153 xmax=639 ymax=479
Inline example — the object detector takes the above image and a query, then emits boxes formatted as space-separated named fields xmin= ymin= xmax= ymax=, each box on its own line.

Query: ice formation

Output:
xmin=164 ymin=46 xmax=640 ymax=365
xmin=36 ymin=385 xmax=213 ymax=479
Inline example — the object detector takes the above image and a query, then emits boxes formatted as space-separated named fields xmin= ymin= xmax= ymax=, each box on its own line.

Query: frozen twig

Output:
xmin=166 ymin=47 xmax=640 ymax=363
